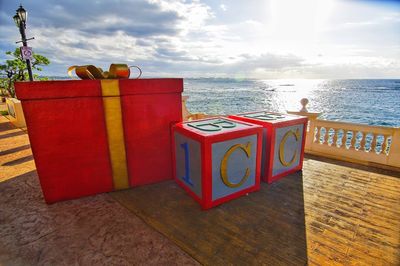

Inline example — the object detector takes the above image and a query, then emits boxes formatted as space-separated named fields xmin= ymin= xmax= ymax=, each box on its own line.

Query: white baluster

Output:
xmin=314 ymin=127 xmax=320 ymax=143
xmin=359 ymin=132 xmax=366 ymax=152
xmin=332 ymin=128 xmax=338 ymax=147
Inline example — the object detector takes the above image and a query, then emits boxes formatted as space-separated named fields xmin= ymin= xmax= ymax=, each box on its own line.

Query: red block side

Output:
xmin=121 ymin=79 xmax=183 ymax=187
xmin=202 ymin=135 xmax=213 ymax=210
xmin=267 ymin=127 xmax=277 ymax=183
xmin=16 ymin=81 xmax=114 ymax=203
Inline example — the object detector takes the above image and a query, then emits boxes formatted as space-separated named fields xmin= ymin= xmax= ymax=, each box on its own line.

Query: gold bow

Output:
xmin=68 ymin=64 xmax=142 ymax=80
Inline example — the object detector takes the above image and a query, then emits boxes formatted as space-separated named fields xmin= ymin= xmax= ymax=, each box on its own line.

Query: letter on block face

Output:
xmin=180 ymin=142 xmax=194 ymax=186
xmin=211 ymin=136 xmax=257 ymax=201
xmin=174 ymin=132 xmax=203 ymax=198
xmin=279 ymin=128 xmax=300 ymax=167
xmin=273 ymin=124 xmax=304 ymax=176
xmin=220 ymin=142 xmax=251 ymax=188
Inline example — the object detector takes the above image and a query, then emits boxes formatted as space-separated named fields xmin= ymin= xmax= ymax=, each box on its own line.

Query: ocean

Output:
xmin=183 ymin=79 xmax=400 ymax=127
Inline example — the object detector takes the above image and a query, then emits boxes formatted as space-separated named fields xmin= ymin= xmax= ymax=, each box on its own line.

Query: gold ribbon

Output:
xmin=66 ymin=64 xmax=142 ymax=190
xmin=68 ymin=64 xmax=142 ymax=79
xmin=101 ymin=80 xmax=130 ymax=190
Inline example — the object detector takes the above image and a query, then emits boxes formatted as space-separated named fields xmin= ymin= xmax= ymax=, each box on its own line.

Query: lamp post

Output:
xmin=13 ymin=5 xmax=34 ymax=81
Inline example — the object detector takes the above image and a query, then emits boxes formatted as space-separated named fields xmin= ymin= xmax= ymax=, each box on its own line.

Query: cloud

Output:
xmin=0 ymin=0 xmax=399 ymax=78
xmin=0 ymin=0 xmax=214 ymax=75
xmin=23 ymin=1 xmax=181 ymax=37
xmin=236 ymin=53 xmax=304 ymax=69
xmin=136 ymin=52 xmax=305 ymax=78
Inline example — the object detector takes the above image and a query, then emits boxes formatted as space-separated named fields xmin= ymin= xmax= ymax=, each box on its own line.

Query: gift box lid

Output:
xmin=15 ymin=78 xmax=183 ymax=100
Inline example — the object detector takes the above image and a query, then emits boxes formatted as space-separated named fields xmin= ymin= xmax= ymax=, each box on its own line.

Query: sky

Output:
xmin=0 ymin=0 xmax=399 ymax=78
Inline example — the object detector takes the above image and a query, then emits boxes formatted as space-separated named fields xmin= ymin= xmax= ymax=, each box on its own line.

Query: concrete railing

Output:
xmin=289 ymin=99 xmax=400 ymax=170
xmin=5 ymin=97 xmax=26 ymax=128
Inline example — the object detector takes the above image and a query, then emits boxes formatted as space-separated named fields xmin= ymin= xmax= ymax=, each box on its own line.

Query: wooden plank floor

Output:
xmin=302 ymin=156 xmax=400 ymax=265
xmin=111 ymin=157 xmax=400 ymax=265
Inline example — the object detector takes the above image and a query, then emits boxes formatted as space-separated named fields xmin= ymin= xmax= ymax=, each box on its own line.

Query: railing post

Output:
xmin=182 ymin=96 xmax=191 ymax=121
xmin=387 ymin=127 xmax=400 ymax=168
xmin=287 ymin=98 xmax=321 ymax=152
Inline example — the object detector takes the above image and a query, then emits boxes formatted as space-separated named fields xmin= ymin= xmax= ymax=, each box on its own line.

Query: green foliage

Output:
xmin=0 ymin=110 xmax=9 ymax=116
xmin=0 ymin=48 xmax=50 ymax=98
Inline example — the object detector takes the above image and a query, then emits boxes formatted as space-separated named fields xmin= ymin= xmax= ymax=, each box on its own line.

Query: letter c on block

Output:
xmin=279 ymin=128 xmax=300 ymax=167
xmin=220 ymin=142 xmax=251 ymax=188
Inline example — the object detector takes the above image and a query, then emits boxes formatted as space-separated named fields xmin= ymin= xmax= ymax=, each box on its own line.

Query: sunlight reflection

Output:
xmin=261 ymin=79 xmax=326 ymax=112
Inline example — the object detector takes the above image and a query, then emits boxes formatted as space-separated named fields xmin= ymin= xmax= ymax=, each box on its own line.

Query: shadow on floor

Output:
xmin=0 ymin=130 xmax=26 ymax=140
xmin=111 ymin=173 xmax=307 ymax=265
xmin=0 ymin=144 xmax=31 ymax=156
xmin=2 ymin=155 xmax=33 ymax=166
xmin=0 ymin=168 xmax=37 ymax=182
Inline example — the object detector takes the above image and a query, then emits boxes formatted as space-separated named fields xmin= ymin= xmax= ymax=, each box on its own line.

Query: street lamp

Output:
xmin=13 ymin=14 xmax=21 ymax=27
xmin=13 ymin=5 xmax=34 ymax=81
xmin=16 ymin=5 xmax=27 ymax=23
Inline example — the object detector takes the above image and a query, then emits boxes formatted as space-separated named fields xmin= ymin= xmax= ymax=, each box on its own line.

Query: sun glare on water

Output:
xmin=261 ymin=79 xmax=327 ymax=111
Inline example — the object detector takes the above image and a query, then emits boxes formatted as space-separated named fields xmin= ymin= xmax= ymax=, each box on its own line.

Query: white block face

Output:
xmin=272 ymin=124 xmax=304 ymax=176
xmin=174 ymin=132 xmax=202 ymax=198
xmin=211 ymin=134 xmax=258 ymax=201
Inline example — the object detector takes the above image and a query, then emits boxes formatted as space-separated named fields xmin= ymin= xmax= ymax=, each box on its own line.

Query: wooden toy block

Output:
xmin=229 ymin=112 xmax=307 ymax=184
xmin=172 ymin=117 xmax=263 ymax=209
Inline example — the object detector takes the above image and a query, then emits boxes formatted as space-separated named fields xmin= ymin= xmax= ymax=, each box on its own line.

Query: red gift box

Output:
xmin=15 ymin=78 xmax=182 ymax=203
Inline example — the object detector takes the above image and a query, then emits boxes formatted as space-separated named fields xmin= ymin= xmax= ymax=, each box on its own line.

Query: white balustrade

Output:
xmin=288 ymin=98 xmax=400 ymax=170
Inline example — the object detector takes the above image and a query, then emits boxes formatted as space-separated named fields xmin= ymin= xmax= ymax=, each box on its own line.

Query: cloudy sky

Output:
xmin=0 ymin=0 xmax=399 ymax=78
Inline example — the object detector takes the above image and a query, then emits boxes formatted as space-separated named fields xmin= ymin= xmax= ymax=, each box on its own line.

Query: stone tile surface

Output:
xmin=0 ymin=116 xmax=199 ymax=266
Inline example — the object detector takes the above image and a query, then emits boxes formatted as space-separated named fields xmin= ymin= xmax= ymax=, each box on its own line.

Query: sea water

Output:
xmin=183 ymin=79 xmax=400 ymax=127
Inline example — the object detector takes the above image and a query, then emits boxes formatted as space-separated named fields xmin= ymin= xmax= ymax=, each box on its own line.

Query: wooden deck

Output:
xmin=111 ymin=156 xmax=400 ymax=265
xmin=302 ymin=156 xmax=400 ymax=265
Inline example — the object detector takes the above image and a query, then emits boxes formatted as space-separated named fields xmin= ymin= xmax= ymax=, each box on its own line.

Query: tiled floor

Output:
xmin=0 ymin=116 xmax=198 ymax=265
